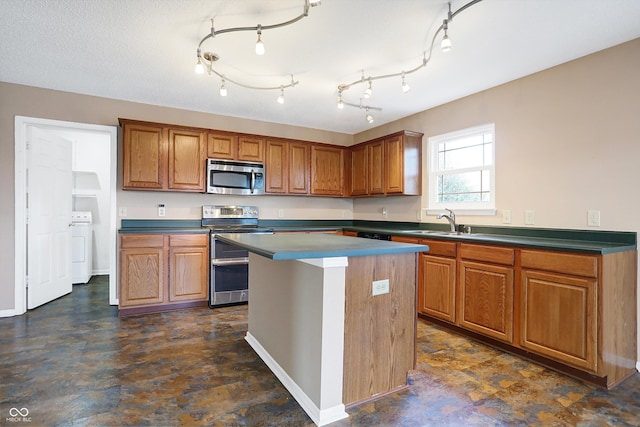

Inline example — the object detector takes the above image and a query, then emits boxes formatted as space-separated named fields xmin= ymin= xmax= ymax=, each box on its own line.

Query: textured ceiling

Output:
xmin=1 ymin=0 xmax=639 ymax=134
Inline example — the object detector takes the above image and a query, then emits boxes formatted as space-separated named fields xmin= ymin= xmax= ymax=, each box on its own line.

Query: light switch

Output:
xmin=525 ymin=210 xmax=535 ymax=225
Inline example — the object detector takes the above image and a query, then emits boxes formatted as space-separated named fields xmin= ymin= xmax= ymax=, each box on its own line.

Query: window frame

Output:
xmin=427 ymin=123 xmax=496 ymax=215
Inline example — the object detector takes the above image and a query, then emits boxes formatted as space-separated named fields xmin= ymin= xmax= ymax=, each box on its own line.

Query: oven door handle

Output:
xmin=211 ymin=258 xmax=249 ymax=266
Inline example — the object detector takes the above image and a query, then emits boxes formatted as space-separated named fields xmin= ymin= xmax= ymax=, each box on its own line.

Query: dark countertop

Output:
xmin=214 ymin=233 xmax=429 ymax=260
xmin=346 ymin=227 xmax=635 ymax=254
xmin=118 ymin=219 xmax=208 ymax=234
xmin=117 ymin=219 xmax=636 ymax=254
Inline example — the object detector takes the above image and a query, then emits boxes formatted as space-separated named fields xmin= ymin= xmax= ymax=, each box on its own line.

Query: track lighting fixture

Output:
xmin=337 ymin=93 xmax=344 ymax=109
xmin=195 ymin=1 xmax=320 ymax=100
xmin=255 ymin=25 xmax=265 ymax=55
xmin=277 ymin=86 xmax=285 ymax=104
xmin=336 ymin=0 xmax=482 ymax=120
xmin=401 ymin=72 xmax=410 ymax=93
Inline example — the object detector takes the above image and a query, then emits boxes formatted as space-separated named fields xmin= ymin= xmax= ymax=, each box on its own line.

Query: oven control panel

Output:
xmin=202 ymin=205 xmax=259 ymax=219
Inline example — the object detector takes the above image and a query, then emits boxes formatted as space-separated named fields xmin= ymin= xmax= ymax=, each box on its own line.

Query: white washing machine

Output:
xmin=71 ymin=211 xmax=93 ymax=284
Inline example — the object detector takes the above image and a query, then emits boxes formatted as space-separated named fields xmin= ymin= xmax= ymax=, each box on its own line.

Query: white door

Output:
xmin=27 ymin=126 xmax=73 ymax=309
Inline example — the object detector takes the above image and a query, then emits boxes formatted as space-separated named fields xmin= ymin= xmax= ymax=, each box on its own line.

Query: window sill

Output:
xmin=425 ymin=208 xmax=497 ymax=216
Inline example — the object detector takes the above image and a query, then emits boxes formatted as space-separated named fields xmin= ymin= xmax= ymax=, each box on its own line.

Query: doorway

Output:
xmin=14 ymin=116 xmax=118 ymax=314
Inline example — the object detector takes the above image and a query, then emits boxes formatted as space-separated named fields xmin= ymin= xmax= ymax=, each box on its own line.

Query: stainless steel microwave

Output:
xmin=206 ymin=159 xmax=265 ymax=195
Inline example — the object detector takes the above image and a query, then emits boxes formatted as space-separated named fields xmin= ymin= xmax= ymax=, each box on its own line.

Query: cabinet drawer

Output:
xmin=120 ymin=234 xmax=164 ymax=248
xmin=169 ymin=233 xmax=208 ymax=247
xmin=460 ymin=244 xmax=514 ymax=265
xmin=391 ymin=236 xmax=421 ymax=244
xmin=421 ymin=239 xmax=456 ymax=257
xmin=521 ymin=250 xmax=598 ymax=278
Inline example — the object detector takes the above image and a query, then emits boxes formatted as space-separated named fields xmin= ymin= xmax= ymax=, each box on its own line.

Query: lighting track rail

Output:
xmin=194 ymin=0 xmax=321 ymax=102
xmin=337 ymin=0 xmax=484 ymax=123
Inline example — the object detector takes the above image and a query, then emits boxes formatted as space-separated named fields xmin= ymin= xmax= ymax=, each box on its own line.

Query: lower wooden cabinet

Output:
xmin=420 ymin=255 xmax=456 ymax=323
xmin=520 ymin=268 xmax=596 ymax=370
xmin=119 ymin=233 xmax=209 ymax=313
xmin=459 ymin=260 xmax=514 ymax=343
xmin=412 ymin=238 xmax=636 ymax=389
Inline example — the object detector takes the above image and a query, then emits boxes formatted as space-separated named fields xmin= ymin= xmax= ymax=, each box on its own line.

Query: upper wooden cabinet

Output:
xmin=265 ymin=139 xmax=309 ymax=194
xmin=350 ymin=144 xmax=368 ymax=196
xmin=121 ymin=119 xmax=206 ymax=192
xmin=349 ymin=130 xmax=423 ymax=197
xmin=369 ymin=139 xmax=385 ymax=195
xmin=122 ymin=121 xmax=167 ymax=190
xmin=168 ymin=128 xmax=206 ymax=191
xmin=238 ymin=135 xmax=265 ymax=162
xmin=206 ymin=132 xmax=264 ymax=162
xmin=206 ymin=132 xmax=237 ymax=159
xmin=310 ymin=144 xmax=345 ymax=196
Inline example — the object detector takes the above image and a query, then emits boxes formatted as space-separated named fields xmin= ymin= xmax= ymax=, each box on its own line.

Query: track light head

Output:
xmin=256 ymin=25 xmax=265 ymax=55
xmin=277 ymin=86 xmax=285 ymax=104
xmin=219 ymin=78 xmax=227 ymax=96
xmin=401 ymin=73 xmax=410 ymax=93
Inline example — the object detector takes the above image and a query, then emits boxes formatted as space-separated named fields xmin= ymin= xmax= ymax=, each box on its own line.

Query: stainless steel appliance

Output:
xmin=356 ymin=231 xmax=391 ymax=240
xmin=206 ymin=159 xmax=265 ymax=195
xmin=202 ymin=205 xmax=272 ymax=307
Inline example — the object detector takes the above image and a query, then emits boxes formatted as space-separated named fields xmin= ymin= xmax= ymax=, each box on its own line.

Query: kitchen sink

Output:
xmin=399 ymin=229 xmax=485 ymax=237
xmin=399 ymin=230 xmax=456 ymax=235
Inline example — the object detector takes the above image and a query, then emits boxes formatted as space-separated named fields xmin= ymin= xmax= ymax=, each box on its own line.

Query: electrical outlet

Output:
xmin=587 ymin=210 xmax=601 ymax=227
xmin=502 ymin=210 xmax=512 ymax=224
xmin=525 ymin=210 xmax=535 ymax=225
xmin=372 ymin=279 xmax=390 ymax=296
xmin=278 ymin=208 xmax=284 ymax=218
xmin=119 ymin=207 xmax=127 ymax=217
xmin=382 ymin=207 xmax=388 ymax=218
xmin=158 ymin=204 xmax=165 ymax=217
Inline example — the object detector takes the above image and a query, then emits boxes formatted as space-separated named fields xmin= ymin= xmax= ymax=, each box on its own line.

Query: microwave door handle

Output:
xmin=250 ymin=171 xmax=255 ymax=194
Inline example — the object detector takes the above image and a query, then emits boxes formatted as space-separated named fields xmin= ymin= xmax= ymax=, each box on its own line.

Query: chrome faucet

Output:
xmin=437 ymin=208 xmax=457 ymax=232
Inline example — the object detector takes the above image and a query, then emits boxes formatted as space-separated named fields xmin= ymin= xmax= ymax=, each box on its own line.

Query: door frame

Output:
xmin=14 ymin=116 xmax=118 ymax=315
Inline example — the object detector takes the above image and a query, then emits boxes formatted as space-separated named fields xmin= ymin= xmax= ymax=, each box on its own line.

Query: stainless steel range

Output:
xmin=202 ymin=205 xmax=272 ymax=307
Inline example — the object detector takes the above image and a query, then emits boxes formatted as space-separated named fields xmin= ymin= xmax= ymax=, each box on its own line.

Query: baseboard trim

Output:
xmin=245 ymin=332 xmax=348 ymax=427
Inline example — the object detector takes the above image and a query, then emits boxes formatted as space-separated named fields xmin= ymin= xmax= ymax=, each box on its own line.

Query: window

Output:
xmin=428 ymin=124 xmax=495 ymax=213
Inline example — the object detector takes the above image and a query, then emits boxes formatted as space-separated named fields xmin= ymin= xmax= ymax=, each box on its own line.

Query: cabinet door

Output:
xmin=310 ymin=145 xmax=344 ymax=196
xmin=168 ymin=128 xmax=206 ymax=191
xmin=207 ymin=132 xmax=237 ymax=159
xmin=368 ymin=140 xmax=385 ymax=195
xmin=265 ymin=139 xmax=288 ymax=193
xmin=521 ymin=269 xmax=596 ymax=371
xmin=169 ymin=246 xmax=208 ymax=302
xmin=238 ymin=136 xmax=264 ymax=161
xmin=350 ymin=144 xmax=368 ymax=196
xmin=419 ymin=254 xmax=456 ymax=322
xmin=288 ymin=141 xmax=309 ymax=194
xmin=122 ymin=123 xmax=166 ymax=189
xmin=384 ymin=135 xmax=404 ymax=194
xmin=119 ymin=248 xmax=165 ymax=307
xmin=458 ymin=260 xmax=514 ymax=343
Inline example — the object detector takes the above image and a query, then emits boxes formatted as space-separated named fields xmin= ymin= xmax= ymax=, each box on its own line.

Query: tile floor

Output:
xmin=1 ymin=276 xmax=638 ymax=426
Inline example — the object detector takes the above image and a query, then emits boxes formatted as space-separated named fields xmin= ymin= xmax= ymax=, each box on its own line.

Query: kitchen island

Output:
xmin=214 ymin=233 xmax=429 ymax=426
